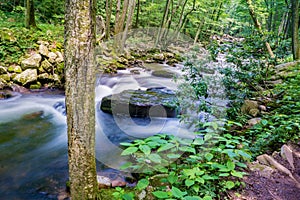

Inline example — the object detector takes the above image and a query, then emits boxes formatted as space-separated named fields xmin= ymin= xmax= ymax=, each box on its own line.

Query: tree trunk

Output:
xmin=64 ymin=0 xmax=98 ymax=199
xmin=120 ymin=0 xmax=136 ymax=51
xmin=155 ymin=0 xmax=171 ymax=46
xmin=246 ymin=0 xmax=275 ymax=58
xmin=135 ymin=0 xmax=140 ymax=28
xmin=291 ymin=0 xmax=300 ymax=60
xmin=105 ymin=0 xmax=113 ymax=39
xmin=25 ymin=0 xmax=36 ymax=29
xmin=115 ymin=0 xmax=129 ymax=35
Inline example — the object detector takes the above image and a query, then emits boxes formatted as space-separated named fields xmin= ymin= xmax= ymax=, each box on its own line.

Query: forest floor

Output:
xmin=229 ymin=143 xmax=300 ymax=200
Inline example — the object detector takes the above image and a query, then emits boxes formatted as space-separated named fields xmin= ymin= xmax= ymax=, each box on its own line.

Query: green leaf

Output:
xmin=152 ymin=191 xmax=169 ymax=199
xmin=120 ymin=142 xmax=133 ymax=146
xmin=225 ymin=181 xmax=235 ymax=189
xmin=122 ymin=193 xmax=134 ymax=200
xmin=148 ymin=154 xmax=162 ymax=163
xmin=120 ymin=162 xmax=132 ymax=170
xmin=139 ymin=145 xmax=151 ymax=155
xmin=136 ymin=178 xmax=149 ymax=190
xmin=185 ymin=179 xmax=195 ymax=187
xmin=157 ymin=143 xmax=176 ymax=152
xmin=231 ymin=171 xmax=244 ymax=178
xmin=219 ymin=173 xmax=230 ymax=177
xmin=168 ymin=174 xmax=178 ymax=184
xmin=226 ymin=161 xmax=235 ymax=171
xmin=192 ymin=138 xmax=204 ymax=145
xmin=261 ymin=119 xmax=268 ymax=126
xmin=183 ymin=196 xmax=201 ymax=200
xmin=236 ymin=150 xmax=251 ymax=159
xmin=202 ymin=195 xmax=213 ymax=200
xmin=205 ymin=153 xmax=214 ymax=161
xmin=195 ymin=177 xmax=205 ymax=184
xmin=121 ymin=147 xmax=138 ymax=155
xmin=179 ymin=146 xmax=196 ymax=154
xmin=167 ymin=153 xmax=181 ymax=159
xmin=171 ymin=186 xmax=187 ymax=198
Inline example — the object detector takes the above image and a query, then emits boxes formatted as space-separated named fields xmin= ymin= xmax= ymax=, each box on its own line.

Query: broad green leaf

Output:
xmin=122 ymin=193 xmax=134 ymax=200
xmin=148 ymin=154 xmax=162 ymax=163
xmin=185 ymin=179 xmax=195 ymax=187
xmin=226 ymin=161 xmax=235 ymax=171
xmin=167 ymin=174 xmax=178 ymax=184
xmin=121 ymin=147 xmax=138 ymax=155
xmin=225 ymin=181 xmax=235 ymax=189
xmin=120 ymin=162 xmax=132 ymax=170
xmin=136 ymin=178 xmax=149 ymax=190
xmin=231 ymin=171 xmax=244 ymax=178
xmin=152 ymin=191 xmax=169 ymax=199
xmin=179 ymin=146 xmax=196 ymax=154
xmin=184 ymin=196 xmax=201 ymax=200
xmin=192 ymin=185 xmax=199 ymax=193
xmin=192 ymin=138 xmax=204 ymax=145
xmin=139 ymin=145 xmax=151 ymax=155
xmin=167 ymin=153 xmax=181 ymax=159
xmin=171 ymin=186 xmax=187 ymax=198
xmin=205 ymin=153 xmax=214 ymax=161
xmin=236 ymin=150 xmax=251 ymax=159
xmin=157 ymin=143 xmax=176 ymax=152
xmin=195 ymin=177 xmax=205 ymax=184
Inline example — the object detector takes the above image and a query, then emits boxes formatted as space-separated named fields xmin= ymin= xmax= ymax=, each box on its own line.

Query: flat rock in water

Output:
xmin=100 ymin=87 xmax=179 ymax=118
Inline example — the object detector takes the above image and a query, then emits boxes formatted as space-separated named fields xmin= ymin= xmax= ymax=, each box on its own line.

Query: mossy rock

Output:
xmin=152 ymin=70 xmax=175 ymax=78
xmin=29 ymin=82 xmax=42 ymax=89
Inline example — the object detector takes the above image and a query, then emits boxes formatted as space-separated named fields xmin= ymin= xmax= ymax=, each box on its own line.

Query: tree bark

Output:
xmin=105 ymin=0 xmax=113 ymax=39
xmin=246 ymin=0 xmax=275 ymax=58
xmin=135 ymin=0 xmax=140 ymax=28
xmin=291 ymin=0 xmax=300 ymax=60
xmin=120 ymin=0 xmax=136 ymax=51
xmin=25 ymin=0 xmax=36 ymax=29
xmin=64 ymin=0 xmax=98 ymax=199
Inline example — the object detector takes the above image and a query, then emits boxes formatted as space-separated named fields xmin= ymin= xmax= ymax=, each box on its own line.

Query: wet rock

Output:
xmin=41 ymin=59 xmax=53 ymax=73
xmin=53 ymin=101 xmax=66 ymax=115
xmin=97 ymin=175 xmax=111 ymax=188
xmin=0 ymin=66 xmax=7 ymax=74
xmin=152 ymin=70 xmax=175 ymax=78
xmin=39 ymin=44 xmax=49 ymax=57
xmin=247 ymin=118 xmax=261 ymax=127
xmin=0 ymin=74 xmax=10 ymax=82
xmin=100 ymin=87 xmax=179 ymax=118
xmin=13 ymin=69 xmax=38 ymax=86
xmin=0 ymin=90 xmax=13 ymax=99
xmin=29 ymin=82 xmax=41 ymax=89
xmin=48 ymin=52 xmax=57 ymax=63
xmin=153 ymin=53 xmax=165 ymax=61
xmin=111 ymin=179 xmax=127 ymax=187
xmin=55 ymin=52 xmax=64 ymax=63
xmin=0 ymin=78 xmax=6 ymax=89
xmin=241 ymin=100 xmax=259 ymax=117
xmin=8 ymin=65 xmax=22 ymax=73
xmin=21 ymin=53 xmax=42 ymax=70
xmin=22 ymin=111 xmax=44 ymax=120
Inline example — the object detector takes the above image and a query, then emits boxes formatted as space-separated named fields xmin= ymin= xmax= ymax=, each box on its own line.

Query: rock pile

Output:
xmin=0 ymin=41 xmax=64 ymax=90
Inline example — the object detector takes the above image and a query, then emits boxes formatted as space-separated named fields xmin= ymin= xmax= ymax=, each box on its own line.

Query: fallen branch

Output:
xmin=275 ymin=60 xmax=300 ymax=72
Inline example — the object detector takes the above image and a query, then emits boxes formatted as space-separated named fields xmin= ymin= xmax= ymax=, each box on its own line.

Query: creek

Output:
xmin=0 ymin=63 xmax=198 ymax=199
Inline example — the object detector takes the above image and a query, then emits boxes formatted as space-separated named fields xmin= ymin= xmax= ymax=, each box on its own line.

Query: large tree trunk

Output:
xmin=246 ymin=0 xmax=275 ymax=58
xmin=64 ymin=0 xmax=98 ymax=199
xmin=291 ymin=0 xmax=300 ymax=60
xmin=25 ymin=0 xmax=36 ymax=29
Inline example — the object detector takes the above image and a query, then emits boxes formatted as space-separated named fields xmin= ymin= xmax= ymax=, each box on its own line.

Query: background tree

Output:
xmin=64 ymin=0 xmax=98 ymax=199
xmin=291 ymin=0 xmax=300 ymax=60
xmin=25 ymin=0 xmax=36 ymax=28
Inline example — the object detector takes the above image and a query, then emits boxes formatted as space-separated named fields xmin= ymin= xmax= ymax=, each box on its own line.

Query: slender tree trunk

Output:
xmin=246 ymin=0 xmax=275 ymax=58
xmin=135 ymin=0 xmax=140 ymax=28
xmin=105 ymin=0 xmax=113 ymax=39
xmin=155 ymin=0 xmax=171 ymax=46
xmin=291 ymin=0 xmax=300 ymax=60
xmin=115 ymin=0 xmax=121 ymax=34
xmin=115 ymin=0 xmax=129 ymax=35
xmin=120 ymin=0 xmax=136 ymax=51
xmin=25 ymin=0 xmax=36 ymax=29
xmin=64 ymin=0 xmax=98 ymax=199
xmin=194 ymin=20 xmax=204 ymax=44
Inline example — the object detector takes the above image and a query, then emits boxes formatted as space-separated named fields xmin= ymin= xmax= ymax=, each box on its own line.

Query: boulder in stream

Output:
xmin=100 ymin=87 xmax=179 ymax=118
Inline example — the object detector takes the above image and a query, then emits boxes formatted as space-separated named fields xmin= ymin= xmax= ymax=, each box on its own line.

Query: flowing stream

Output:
xmin=0 ymin=63 xmax=198 ymax=199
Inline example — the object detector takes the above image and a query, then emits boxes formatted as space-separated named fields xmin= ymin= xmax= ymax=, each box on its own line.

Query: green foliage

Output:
xmin=121 ymin=127 xmax=250 ymax=199
xmin=246 ymin=74 xmax=300 ymax=156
